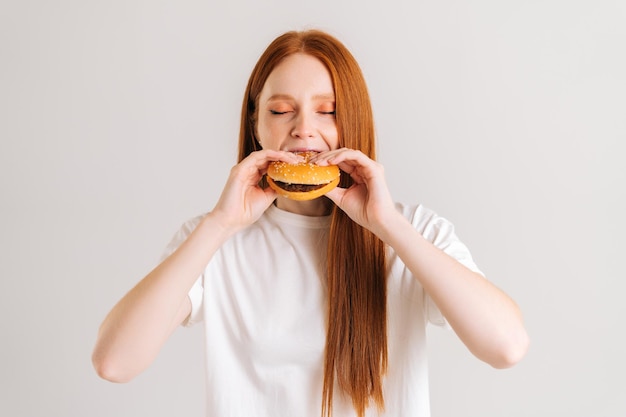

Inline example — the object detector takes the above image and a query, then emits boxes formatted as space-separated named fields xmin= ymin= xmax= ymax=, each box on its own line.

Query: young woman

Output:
xmin=92 ymin=30 xmax=529 ymax=417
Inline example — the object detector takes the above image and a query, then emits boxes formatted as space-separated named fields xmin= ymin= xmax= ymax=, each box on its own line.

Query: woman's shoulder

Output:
xmin=394 ymin=202 xmax=459 ymax=244
xmin=395 ymin=202 xmax=444 ymax=226
xmin=394 ymin=202 xmax=483 ymax=274
xmin=160 ymin=213 xmax=207 ymax=260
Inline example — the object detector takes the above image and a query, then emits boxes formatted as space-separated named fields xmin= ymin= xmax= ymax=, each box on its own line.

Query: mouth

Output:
xmin=286 ymin=148 xmax=323 ymax=153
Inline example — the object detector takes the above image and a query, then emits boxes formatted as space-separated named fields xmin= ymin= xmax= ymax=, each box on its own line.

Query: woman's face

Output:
xmin=256 ymin=53 xmax=339 ymax=153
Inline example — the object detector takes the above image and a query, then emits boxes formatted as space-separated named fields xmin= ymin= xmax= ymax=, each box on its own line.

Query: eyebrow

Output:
xmin=266 ymin=93 xmax=335 ymax=102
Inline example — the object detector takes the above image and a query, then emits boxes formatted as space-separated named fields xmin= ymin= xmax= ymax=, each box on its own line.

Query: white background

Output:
xmin=1 ymin=1 xmax=625 ymax=416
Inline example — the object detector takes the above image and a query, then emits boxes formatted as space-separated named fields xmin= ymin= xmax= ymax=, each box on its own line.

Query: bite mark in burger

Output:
xmin=267 ymin=152 xmax=340 ymax=201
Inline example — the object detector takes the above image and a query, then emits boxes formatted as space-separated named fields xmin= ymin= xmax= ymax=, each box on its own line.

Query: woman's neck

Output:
xmin=275 ymin=196 xmax=333 ymax=217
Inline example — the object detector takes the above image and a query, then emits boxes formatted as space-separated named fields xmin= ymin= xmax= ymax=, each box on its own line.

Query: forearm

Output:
xmin=377 ymin=212 xmax=529 ymax=368
xmin=92 ymin=212 xmax=234 ymax=382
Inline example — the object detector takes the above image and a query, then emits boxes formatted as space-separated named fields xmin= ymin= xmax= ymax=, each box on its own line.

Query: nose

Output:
xmin=291 ymin=112 xmax=315 ymax=139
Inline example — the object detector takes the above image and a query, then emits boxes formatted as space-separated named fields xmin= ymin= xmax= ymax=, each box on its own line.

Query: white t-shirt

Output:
xmin=163 ymin=203 xmax=483 ymax=417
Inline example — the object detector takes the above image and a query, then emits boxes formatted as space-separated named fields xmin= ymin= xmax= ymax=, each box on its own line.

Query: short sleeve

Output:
xmin=161 ymin=215 xmax=206 ymax=327
xmin=398 ymin=204 xmax=484 ymax=327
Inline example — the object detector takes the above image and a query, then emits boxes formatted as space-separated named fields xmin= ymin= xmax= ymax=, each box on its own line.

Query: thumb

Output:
xmin=262 ymin=187 xmax=278 ymax=205
xmin=324 ymin=186 xmax=346 ymax=208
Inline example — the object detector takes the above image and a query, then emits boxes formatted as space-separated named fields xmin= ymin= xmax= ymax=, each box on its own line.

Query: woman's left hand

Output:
xmin=316 ymin=150 xmax=529 ymax=368
xmin=312 ymin=148 xmax=397 ymax=236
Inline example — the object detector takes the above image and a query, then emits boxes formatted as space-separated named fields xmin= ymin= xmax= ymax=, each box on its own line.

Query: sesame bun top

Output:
xmin=267 ymin=151 xmax=339 ymax=185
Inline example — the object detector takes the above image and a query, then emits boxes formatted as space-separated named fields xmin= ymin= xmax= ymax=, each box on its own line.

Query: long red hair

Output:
xmin=238 ymin=30 xmax=388 ymax=417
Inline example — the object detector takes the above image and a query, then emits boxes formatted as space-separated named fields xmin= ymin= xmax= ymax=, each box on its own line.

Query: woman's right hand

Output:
xmin=211 ymin=150 xmax=303 ymax=232
xmin=92 ymin=149 xmax=303 ymax=383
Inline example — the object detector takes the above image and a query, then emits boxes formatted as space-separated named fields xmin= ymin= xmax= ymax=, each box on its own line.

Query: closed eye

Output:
xmin=270 ymin=110 xmax=290 ymax=115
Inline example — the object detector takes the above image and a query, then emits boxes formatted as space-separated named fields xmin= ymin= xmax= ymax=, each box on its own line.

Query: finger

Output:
xmin=236 ymin=150 xmax=303 ymax=182
xmin=329 ymin=154 xmax=382 ymax=185
xmin=310 ymin=148 xmax=348 ymax=165
xmin=246 ymin=149 xmax=303 ymax=169
xmin=314 ymin=148 xmax=372 ymax=171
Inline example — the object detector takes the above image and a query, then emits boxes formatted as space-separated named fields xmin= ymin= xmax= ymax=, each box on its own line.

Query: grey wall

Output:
xmin=1 ymin=1 xmax=624 ymax=416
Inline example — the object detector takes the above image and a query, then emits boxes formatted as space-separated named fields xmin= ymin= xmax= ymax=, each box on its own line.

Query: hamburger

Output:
xmin=267 ymin=151 xmax=340 ymax=201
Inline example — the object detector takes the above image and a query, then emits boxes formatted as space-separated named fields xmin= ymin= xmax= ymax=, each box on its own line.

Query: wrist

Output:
xmin=371 ymin=209 xmax=412 ymax=244
xmin=199 ymin=210 xmax=241 ymax=241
